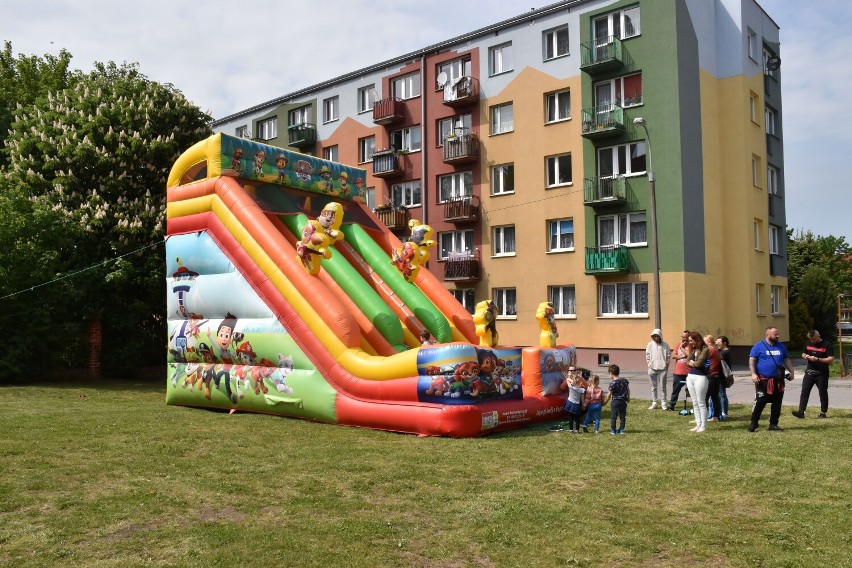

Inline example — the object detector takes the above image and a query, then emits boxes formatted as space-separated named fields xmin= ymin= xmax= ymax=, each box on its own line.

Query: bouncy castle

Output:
xmin=165 ymin=134 xmax=575 ymax=436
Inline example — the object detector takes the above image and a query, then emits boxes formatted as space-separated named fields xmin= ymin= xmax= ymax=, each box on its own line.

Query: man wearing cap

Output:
xmin=645 ymin=329 xmax=671 ymax=410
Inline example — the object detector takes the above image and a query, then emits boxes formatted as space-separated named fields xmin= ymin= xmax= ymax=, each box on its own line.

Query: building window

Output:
xmin=598 ymin=212 xmax=646 ymax=247
xmin=756 ymin=283 xmax=764 ymax=315
xmin=390 ymin=125 xmax=421 ymax=152
xmin=747 ymin=28 xmax=757 ymax=61
xmin=763 ymin=49 xmax=779 ymax=79
xmin=437 ymin=57 xmax=472 ymax=89
xmin=359 ymin=136 xmax=375 ymax=163
xmin=752 ymin=155 xmax=761 ymax=187
xmin=493 ymin=225 xmax=516 ymax=257
xmin=549 ymin=285 xmax=576 ymax=317
xmin=288 ymin=106 xmax=311 ymax=126
xmin=439 ymin=230 xmax=474 ymax=260
xmin=489 ymin=42 xmax=513 ymax=76
xmin=767 ymin=166 xmax=779 ymax=195
xmin=750 ymin=93 xmax=758 ymax=123
xmin=548 ymin=219 xmax=575 ymax=252
xmin=769 ymin=224 xmax=781 ymax=255
xmin=546 ymin=153 xmax=572 ymax=187
xmin=257 ymin=117 xmax=277 ymax=140
xmin=438 ymin=171 xmax=473 ymax=202
xmin=493 ymin=288 xmax=517 ymax=318
xmin=490 ymin=103 xmax=514 ymax=135
xmin=364 ymin=187 xmax=375 ymax=209
xmin=595 ymin=73 xmax=643 ymax=108
xmin=754 ymin=219 xmax=763 ymax=251
xmin=765 ymin=106 xmax=776 ymax=136
xmin=235 ymin=125 xmax=249 ymax=138
xmin=437 ymin=114 xmax=472 ymax=146
xmin=545 ymin=90 xmax=571 ymax=123
xmin=451 ymin=289 xmax=476 ymax=314
xmin=597 ymin=142 xmax=646 ymax=178
xmin=771 ymin=285 xmax=782 ymax=315
xmin=391 ymin=180 xmax=421 ymax=208
xmin=357 ymin=85 xmax=376 ymax=114
xmin=323 ymin=96 xmax=339 ymax=123
xmin=600 ymin=282 xmax=648 ymax=316
xmin=323 ymin=145 xmax=338 ymax=162
xmin=594 ymin=6 xmax=641 ymax=41
xmin=491 ymin=164 xmax=514 ymax=196
xmin=543 ymin=26 xmax=569 ymax=60
xmin=392 ymin=72 xmax=420 ymax=100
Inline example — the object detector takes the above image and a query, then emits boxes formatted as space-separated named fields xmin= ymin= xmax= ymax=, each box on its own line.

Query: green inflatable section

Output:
xmin=279 ymin=214 xmax=407 ymax=352
xmin=341 ymin=224 xmax=453 ymax=343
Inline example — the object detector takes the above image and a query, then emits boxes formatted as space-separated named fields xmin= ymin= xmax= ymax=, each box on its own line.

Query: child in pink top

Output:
xmin=581 ymin=375 xmax=605 ymax=433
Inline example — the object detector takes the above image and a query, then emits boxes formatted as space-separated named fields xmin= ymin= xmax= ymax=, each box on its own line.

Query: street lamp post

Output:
xmin=633 ymin=117 xmax=662 ymax=331
xmin=840 ymin=293 xmax=848 ymax=377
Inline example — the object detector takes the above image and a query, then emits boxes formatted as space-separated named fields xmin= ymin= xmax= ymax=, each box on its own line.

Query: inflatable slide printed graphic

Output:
xmin=165 ymin=133 xmax=576 ymax=437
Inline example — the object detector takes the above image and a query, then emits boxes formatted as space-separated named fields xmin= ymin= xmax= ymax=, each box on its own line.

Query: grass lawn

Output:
xmin=1 ymin=379 xmax=851 ymax=567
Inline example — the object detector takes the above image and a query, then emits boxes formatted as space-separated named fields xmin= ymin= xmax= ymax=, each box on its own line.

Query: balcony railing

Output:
xmin=443 ymin=252 xmax=481 ymax=282
xmin=373 ymin=207 xmax=409 ymax=230
xmin=287 ymin=123 xmax=317 ymax=149
xmin=442 ymin=132 xmax=479 ymax=164
xmin=371 ymin=148 xmax=404 ymax=178
xmin=580 ymin=36 xmax=624 ymax=73
xmin=585 ymin=245 xmax=629 ymax=274
xmin=581 ymin=105 xmax=625 ymax=138
xmin=584 ymin=176 xmax=627 ymax=206
xmin=373 ymin=97 xmax=405 ymax=125
xmin=443 ymin=195 xmax=480 ymax=223
xmin=442 ymin=76 xmax=479 ymax=107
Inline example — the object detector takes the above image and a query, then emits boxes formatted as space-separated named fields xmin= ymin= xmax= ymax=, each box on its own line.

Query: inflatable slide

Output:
xmin=165 ymin=133 xmax=576 ymax=437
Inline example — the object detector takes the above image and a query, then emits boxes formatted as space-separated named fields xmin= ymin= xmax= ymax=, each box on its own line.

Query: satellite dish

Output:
xmin=766 ymin=56 xmax=781 ymax=71
xmin=436 ymin=71 xmax=448 ymax=87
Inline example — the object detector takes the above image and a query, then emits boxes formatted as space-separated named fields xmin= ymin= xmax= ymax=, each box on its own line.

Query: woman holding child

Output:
xmin=685 ymin=331 xmax=710 ymax=432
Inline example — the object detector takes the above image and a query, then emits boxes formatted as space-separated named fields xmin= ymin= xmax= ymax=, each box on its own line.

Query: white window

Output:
xmin=491 ymin=164 xmax=514 ymax=195
xmin=493 ymin=288 xmax=517 ymax=318
xmin=359 ymin=136 xmax=375 ymax=163
xmin=438 ymin=114 xmax=472 ymax=146
xmin=747 ymin=29 xmax=757 ymax=61
xmin=440 ymin=230 xmax=474 ymax=260
xmin=288 ymin=106 xmax=311 ymax=126
xmin=543 ymin=26 xmax=569 ymax=60
xmin=323 ymin=96 xmax=339 ymax=123
xmin=437 ymin=57 xmax=471 ymax=89
xmin=771 ymin=285 xmax=782 ymax=315
xmin=548 ymin=219 xmax=575 ymax=252
xmin=763 ymin=49 xmax=779 ymax=79
xmin=756 ymin=283 xmax=764 ymax=315
xmin=323 ymin=145 xmax=338 ymax=162
xmin=390 ymin=125 xmax=421 ymax=152
xmin=392 ymin=72 xmax=420 ymax=100
xmin=767 ymin=166 xmax=779 ymax=195
xmin=754 ymin=219 xmax=763 ymax=250
xmin=364 ymin=187 xmax=376 ymax=209
xmin=549 ymin=285 xmax=576 ymax=317
xmin=597 ymin=142 xmax=646 ymax=178
xmin=357 ymin=85 xmax=376 ymax=114
xmin=765 ymin=107 xmax=776 ymax=136
xmin=598 ymin=212 xmax=646 ymax=247
xmin=489 ymin=42 xmax=513 ymax=76
xmin=594 ymin=73 xmax=643 ymax=108
xmin=257 ymin=117 xmax=277 ymax=140
xmin=235 ymin=125 xmax=249 ymax=138
xmin=546 ymin=153 xmax=572 ymax=187
xmin=491 ymin=103 xmax=514 ymax=134
xmin=451 ymin=289 xmax=477 ymax=314
xmin=492 ymin=225 xmax=516 ymax=256
xmin=545 ymin=90 xmax=571 ymax=123
xmin=599 ymin=282 xmax=648 ymax=316
xmin=594 ymin=7 xmax=640 ymax=41
xmin=750 ymin=93 xmax=758 ymax=122
xmin=391 ymin=180 xmax=421 ymax=208
xmin=438 ymin=171 xmax=473 ymax=202
xmin=769 ymin=225 xmax=780 ymax=255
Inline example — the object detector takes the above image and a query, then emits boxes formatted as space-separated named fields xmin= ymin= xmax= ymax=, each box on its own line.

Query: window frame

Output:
xmin=492 ymin=225 xmax=516 ymax=257
xmin=545 ymin=153 xmax=573 ymax=188
xmin=390 ymin=125 xmax=421 ymax=152
xmin=765 ymin=106 xmax=777 ymax=136
xmin=392 ymin=72 xmax=421 ymax=100
xmin=767 ymin=165 xmax=779 ymax=195
xmin=437 ymin=57 xmax=472 ymax=90
xmin=390 ymin=179 xmax=422 ymax=208
xmin=451 ymin=289 xmax=477 ymax=314
xmin=256 ymin=117 xmax=278 ymax=141
xmin=594 ymin=73 xmax=643 ymax=108
xmin=543 ymin=25 xmax=570 ymax=61
xmin=754 ymin=219 xmax=763 ymax=251
xmin=545 ymin=89 xmax=571 ymax=124
xmin=599 ymin=281 xmax=649 ymax=317
xmin=597 ymin=141 xmax=646 ymax=178
xmin=489 ymin=42 xmax=513 ymax=76
xmin=769 ymin=224 xmax=780 ymax=255
xmin=288 ymin=106 xmax=311 ymax=126
xmin=322 ymin=96 xmax=339 ymax=124
xmin=493 ymin=287 xmax=518 ymax=319
xmin=359 ymin=136 xmax=376 ymax=164
xmin=594 ymin=7 xmax=641 ymax=41
xmin=756 ymin=283 xmax=764 ymax=315
xmin=437 ymin=113 xmax=472 ymax=146
xmin=490 ymin=102 xmax=514 ymax=135
xmin=491 ymin=163 xmax=515 ymax=196
xmin=548 ymin=218 xmax=575 ymax=253
xmin=770 ymin=285 xmax=782 ymax=315
xmin=597 ymin=212 xmax=647 ymax=247
xmin=747 ymin=28 xmax=758 ymax=61
xmin=322 ymin=145 xmax=338 ymax=162
xmin=439 ymin=229 xmax=474 ymax=260
xmin=235 ymin=125 xmax=249 ymax=138
xmin=549 ymin=285 xmax=577 ymax=318
xmin=357 ymin=84 xmax=376 ymax=114
xmin=438 ymin=171 xmax=473 ymax=203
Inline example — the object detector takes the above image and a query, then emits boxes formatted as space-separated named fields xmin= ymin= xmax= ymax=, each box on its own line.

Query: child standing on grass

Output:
xmin=581 ymin=375 xmax=605 ymax=433
xmin=604 ymin=364 xmax=630 ymax=435
xmin=562 ymin=373 xmax=586 ymax=433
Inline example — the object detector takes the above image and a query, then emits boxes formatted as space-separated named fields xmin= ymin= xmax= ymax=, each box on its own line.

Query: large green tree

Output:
xmin=787 ymin=229 xmax=851 ymax=302
xmin=796 ymin=266 xmax=838 ymax=339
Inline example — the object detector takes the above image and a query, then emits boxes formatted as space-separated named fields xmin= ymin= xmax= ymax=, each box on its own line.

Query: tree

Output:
xmin=787 ymin=229 xmax=851 ymax=302
xmin=797 ymin=266 xmax=838 ymax=340
xmin=787 ymin=299 xmax=813 ymax=350
xmin=2 ymin=59 xmax=211 ymax=378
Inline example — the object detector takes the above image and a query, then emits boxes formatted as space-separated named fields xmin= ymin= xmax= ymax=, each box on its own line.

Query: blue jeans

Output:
xmin=610 ymin=399 xmax=627 ymax=432
xmin=582 ymin=402 xmax=602 ymax=431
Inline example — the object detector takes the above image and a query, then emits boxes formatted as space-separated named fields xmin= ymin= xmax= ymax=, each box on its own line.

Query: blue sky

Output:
xmin=3 ymin=0 xmax=848 ymax=243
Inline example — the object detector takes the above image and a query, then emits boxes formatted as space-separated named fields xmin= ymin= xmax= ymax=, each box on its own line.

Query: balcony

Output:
xmin=581 ymin=105 xmax=625 ymax=139
xmin=766 ymin=133 xmax=780 ymax=157
xmin=584 ymin=176 xmax=627 ymax=207
xmin=769 ymin=253 xmax=786 ymax=277
xmin=287 ymin=123 xmax=317 ymax=149
xmin=443 ymin=195 xmax=480 ymax=224
xmin=371 ymin=148 xmax=404 ymax=178
xmin=585 ymin=245 xmax=629 ymax=274
xmin=443 ymin=252 xmax=481 ymax=282
xmin=442 ymin=76 xmax=479 ymax=107
xmin=442 ymin=132 xmax=479 ymax=164
xmin=373 ymin=97 xmax=405 ymax=125
xmin=580 ymin=36 xmax=624 ymax=73
xmin=373 ymin=206 xmax=409 ymax=230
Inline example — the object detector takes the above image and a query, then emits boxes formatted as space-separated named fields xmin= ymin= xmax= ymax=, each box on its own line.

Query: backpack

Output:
xmin=721 ymin=359 xmax=735 ymax=388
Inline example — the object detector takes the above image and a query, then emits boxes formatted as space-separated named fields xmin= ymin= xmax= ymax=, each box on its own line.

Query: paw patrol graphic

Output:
xmin=275 ymin=154 xmax=289 ymax=185
xmin=474 ymin=300 xmax=499 ymax=348
xmin=296 ymin=202 xmax=345 ymax=275
xmin=390 ymin=219 xmax=435 ymax=283
xmin=253 ymin=149 xmax=266 ymax=178
xmin=535 ymin=301 xmax=558 ymax=348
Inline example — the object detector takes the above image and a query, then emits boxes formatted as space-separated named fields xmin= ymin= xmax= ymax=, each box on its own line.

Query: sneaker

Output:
xmin=582 ymin=426 xmax=589 ymax=433
xmin=768 ymin=425 xmax=784 ymax=432
xmin=617 ymin=430 xmax=625 ymax=435
xmin=648 ymin=401 xmax=658 ymax=410
xmin=747 ymin=424 xmax=758 ymax=432
xmin=708 ymin=417 xmax=719 ymax=423
xmin=549 ymin=424 xmax=563 ymax=432
xmin=817 ymin=413 xmax=827 ymax=419
xmin=690 ymin=425 xmax=700 ymax=432
xmin=594 ymin=430 xmax=599 ymax=434
xmin=720 ymin=414 xmax=728 ymax=421
xmin=610 ymin=430 xmax=617 ymax=435
xmin=791 ymin=410 xmax=805 ymax=419
xmin=661 ymin=403 xmax=669 ymax=411
xmin=695 ymin=426 xmax=706 ymax=433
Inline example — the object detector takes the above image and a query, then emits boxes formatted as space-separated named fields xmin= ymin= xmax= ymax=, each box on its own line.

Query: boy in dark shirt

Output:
xmin=605 ymin=364 xmax=630 ymax=435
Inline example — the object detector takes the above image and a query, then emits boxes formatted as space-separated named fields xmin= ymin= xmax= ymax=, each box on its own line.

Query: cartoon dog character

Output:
xmin=273 ymin=354 xmax=295 ymax=394
xmin=183 ymin=362 xmax=203 ymax=391
xmin=296 ymin=202 xmax=345 ymax=275
xmin=230 ymin=148 xmax=243 ymax=175
xmin=235 ymin=340 xmax=268 ymax=395
xmin=473 ymin=300 xmax=499 ymax=348
xmin=452 ymin=361 xmax=481 ymax=397
xmin=275 ymin=154 xmax=289 ymax=184
xmin=390 ymin=219 xmax=435 ymax=282
xmin=253 ymin=149 xmax=265 ymax=178
xmin=535 ymin=301 xmax=558 ymax=348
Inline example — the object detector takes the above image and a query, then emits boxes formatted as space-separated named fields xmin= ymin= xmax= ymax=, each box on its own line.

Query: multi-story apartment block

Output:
xmin=211 ymin=0 xmax=786 ymax=367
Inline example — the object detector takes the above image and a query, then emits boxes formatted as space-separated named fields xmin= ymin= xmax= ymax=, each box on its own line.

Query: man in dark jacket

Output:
xmin=792 ymin=329 xmax=834 ymax=419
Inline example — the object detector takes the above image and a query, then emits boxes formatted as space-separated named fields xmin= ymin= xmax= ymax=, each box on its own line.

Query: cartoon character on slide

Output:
xmin=230 ymin=147 xmax=243 ymax=175
xmin=234 ymin=340 xmax=268 ymax=395
xmin=296 ymin=202 xmax=345 ymax=275
xmin=206 ymin=312 xmax=243 ymax=403
xmin=253 ymin=149 xmax=265 ymax=178
xmin=473 ymin=300 xmax=499 ymax=348
xmin=197 ymin=342 xmax=218 ymax=400
xmin=535 ymin=301 xmax=558 ymax=348
xmin=390 ymin=219 xmax=435 ymax=282
xmin=275 ymin=154 xmax=289 ymax=185
xmin=273 ymin=354 xmax=295 ymax=394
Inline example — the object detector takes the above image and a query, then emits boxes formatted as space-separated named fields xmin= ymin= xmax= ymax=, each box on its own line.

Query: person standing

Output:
xmin=685 ymin=332 xmax=710 ymax=432
xmin=792 ymin=329 xmax=834 ymax=419
xmin=703 ymin=334 xmax=723 ymax=422
xmin=581 ymin=375 xmax=605 ymax=433
xmin=645 ymin=329 xmax=671 ymax=410
xmin=667 ymin=331 xmax=691 ymax=411
xmin=605 ymin=364 xmax=630 ymax=435
xmin=716 ymin=336 xmax=732 ymax=419
xmin=748 ymin=326 xmax=795 ymax=432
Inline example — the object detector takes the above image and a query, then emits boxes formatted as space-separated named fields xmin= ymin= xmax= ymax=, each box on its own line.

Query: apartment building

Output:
xmin=211 ymin=0 xmax=787 ymax=366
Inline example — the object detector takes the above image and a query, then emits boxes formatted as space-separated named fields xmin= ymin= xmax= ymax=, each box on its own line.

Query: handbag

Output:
xmin=720 ymin=359 xmax=735 ymax=388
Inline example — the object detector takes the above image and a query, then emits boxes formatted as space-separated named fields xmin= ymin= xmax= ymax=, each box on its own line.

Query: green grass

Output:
xmin=1 ymin=380 xmax=851 ymax=567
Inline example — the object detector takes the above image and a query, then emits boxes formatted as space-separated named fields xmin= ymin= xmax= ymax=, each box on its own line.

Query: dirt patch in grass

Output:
xmin=198 ymin=505 xmax=247 ymax=523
